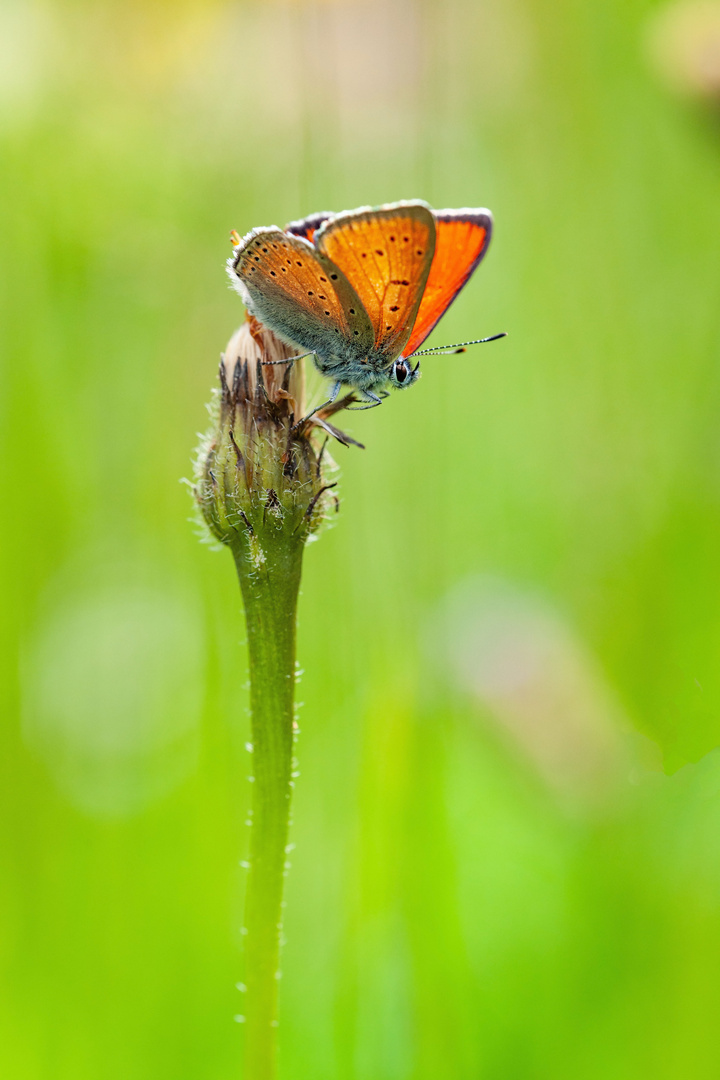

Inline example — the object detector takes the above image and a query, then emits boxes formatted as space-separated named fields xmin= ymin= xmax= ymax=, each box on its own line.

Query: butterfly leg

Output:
xmin=346 ymin=390 xmax=384 ymax=411
xmin=291 ymin=380 xmax=343 ymax=432
xmin=261 ymin=351 xmax=314 ymax=366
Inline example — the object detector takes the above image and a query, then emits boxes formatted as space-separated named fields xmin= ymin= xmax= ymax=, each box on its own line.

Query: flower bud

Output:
xmin=194 ymin=317 xmax=337 ymax=554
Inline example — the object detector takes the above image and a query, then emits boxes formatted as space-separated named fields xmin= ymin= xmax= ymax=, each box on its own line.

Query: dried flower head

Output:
xmin=195 ymin=317 xmax=358 ymax=553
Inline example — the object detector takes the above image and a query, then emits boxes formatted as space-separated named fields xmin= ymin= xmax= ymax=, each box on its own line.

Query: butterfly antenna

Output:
xmin=406 ymin=333 xmax=507 ymax=358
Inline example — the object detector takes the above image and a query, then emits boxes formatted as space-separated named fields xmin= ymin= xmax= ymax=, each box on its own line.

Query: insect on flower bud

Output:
xmin=194 ymin=317 xmax=351 ymax=556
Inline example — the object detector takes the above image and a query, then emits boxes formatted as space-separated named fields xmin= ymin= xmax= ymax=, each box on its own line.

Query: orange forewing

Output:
xmin=315 ymin=204 xmax=435 ymax=355
xmin=403 ymin=211 xmax=491 ymax=357
xmin=234 ymin=228 xmax=372 ymax=346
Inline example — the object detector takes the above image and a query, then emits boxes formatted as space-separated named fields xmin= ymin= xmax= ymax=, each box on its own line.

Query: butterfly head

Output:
xmin=387 ymin=357 xmax=421 ymax=391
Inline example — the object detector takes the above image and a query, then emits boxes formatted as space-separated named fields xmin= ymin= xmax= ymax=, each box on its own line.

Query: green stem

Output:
xmin=233 ymin=530 xmax=304 ymax=1080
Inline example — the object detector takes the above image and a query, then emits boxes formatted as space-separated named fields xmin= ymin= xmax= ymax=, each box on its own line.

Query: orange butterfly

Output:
xmin=228 ymin=201 xmax=503 ymax=413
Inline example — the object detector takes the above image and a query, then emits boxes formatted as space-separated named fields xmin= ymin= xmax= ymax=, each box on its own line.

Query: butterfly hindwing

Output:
xmin=285 ymin=211 xmax=334 ymax=244
xmin=230 ymin=227 xmax=374 ymax=359
xmin=314 ymin=201 xmax=436 ymax=359
xmin=402 ymin=209 xmax=492 ymax=357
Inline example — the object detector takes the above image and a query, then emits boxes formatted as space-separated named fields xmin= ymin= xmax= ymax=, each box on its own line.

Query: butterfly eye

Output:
xmin=389 ymin=358 xmax=420 ymax=390
xmin=394 ymin=361 xmax=409 ymax=383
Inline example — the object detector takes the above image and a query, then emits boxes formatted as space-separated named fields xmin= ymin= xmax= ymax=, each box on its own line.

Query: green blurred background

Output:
xmin=3 ymin=0 xmax=720 ymax=1076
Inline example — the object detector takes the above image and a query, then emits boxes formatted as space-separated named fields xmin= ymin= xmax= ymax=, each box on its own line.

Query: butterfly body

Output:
xmin=228 ymin=200 xmax=493 ymax=407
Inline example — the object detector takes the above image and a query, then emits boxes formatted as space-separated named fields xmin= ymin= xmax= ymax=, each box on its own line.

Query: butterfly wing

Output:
xmin=314 ymin=201 xmax=436 ymax=361
xmin=229 ymin=226 xmax=374 ymax=358
xmin=285 ymin=211 xmax=334 ymax=244
xmin=402 ymin=209 xmax=492 ymax=357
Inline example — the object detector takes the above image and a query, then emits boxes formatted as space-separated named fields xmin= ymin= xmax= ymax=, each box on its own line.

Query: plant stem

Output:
xmin=195 ymin=321 xmax=336 ymax=1077
xmin=233 ymin=530 xmax=304 ymax=1080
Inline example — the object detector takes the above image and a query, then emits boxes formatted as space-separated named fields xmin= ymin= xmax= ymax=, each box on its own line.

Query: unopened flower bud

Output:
xmin=195 ymin=317 xmax=338 ymax=555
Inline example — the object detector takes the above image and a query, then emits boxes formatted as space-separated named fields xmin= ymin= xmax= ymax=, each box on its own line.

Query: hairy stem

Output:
xmin=233 ymin=531 xmax=303 ymax=1080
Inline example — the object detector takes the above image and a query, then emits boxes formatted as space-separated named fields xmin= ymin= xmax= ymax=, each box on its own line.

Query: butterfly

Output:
xmin=227 ymin=200 xmax=503 ymax=414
